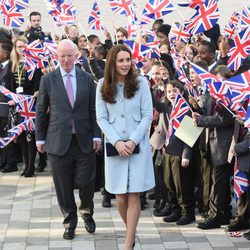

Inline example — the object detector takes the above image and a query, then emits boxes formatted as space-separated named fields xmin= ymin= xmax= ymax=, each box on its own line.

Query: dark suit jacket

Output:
xmin=196 ymin=95 xmax=234 ymax=166
xmin=0 ymin=60 xmax=12 ymax=117
xmin=151 ymin=90 xmax=192 ymax=160
xmin=35 ymin=67 xmax=101 ymax=156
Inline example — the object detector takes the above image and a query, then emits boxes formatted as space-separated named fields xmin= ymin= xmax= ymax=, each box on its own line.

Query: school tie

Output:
xmin=66 ymin=73 xmax=74 ymax=107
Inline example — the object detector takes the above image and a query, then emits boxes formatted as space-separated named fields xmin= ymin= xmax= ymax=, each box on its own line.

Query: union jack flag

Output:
xmin=245 ymin=99 xmax=250 ymax=130
xmin=123 ymin=40 xmax=152 ymax=63
xmin=223 ymin=23 xmax=237 ymax=39
xmin=241 ymin=6 xmax=250 ymax=31
xmin=178 ymin=0 xmax=204 ymax=10
xmin=0 ymin=86 xmax=30 ymax=103
xmin=0 ymin=117 xmax=35 ymax=148
xmin=223 ymin=70 xmax=250 ymax=90
xmin=231 ymin=102 xmax=247 ymax=120
xmin=169 ymin=23 xmax=190 ymax=44
xmin=47 ymin=0 xmax=77 ymax=25
xmin=230 ymin=85 xmax=250 ymax=104
xmin=0 ymin=4 xmax=24 ymax=27
xmin=0 ymin=0 xmax=29 ymax=10
xmin=189 ymin=62 xmax=220 ymax=89
xmin=16 ymin=96 xmax=36 ymax=123
xmin=166 ymin=93 xmax=191 ymax=146
xmin=23 ymin=56 xmax=38 ymax=80
xmin=140 ymin=0 xmax=175 ymax=25
xmin=227 ymin=26 xmax=250 ymax=70
xmin=208 ymin=81 xmax=232 ymax=106
xmin=43 ymin=39 xmax=57 ymax=57
xmin=125 ymin=13 xmax=140 ymax=38
xmin=142 ymin=30 xmax=159 ymax=47
xmin=109 ymin=0 xmax=134 ymax=16
xmin=88 ymin=1 xmax=105 ymax=30
xmin=234 ymin=159 xmax=249 ymax=202
xmin=184 ymin=0 xmax=220 ymax=35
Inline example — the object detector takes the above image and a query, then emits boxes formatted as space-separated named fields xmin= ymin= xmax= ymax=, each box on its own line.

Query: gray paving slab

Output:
xmin=1 ymin=167 xmax=250 ymax=250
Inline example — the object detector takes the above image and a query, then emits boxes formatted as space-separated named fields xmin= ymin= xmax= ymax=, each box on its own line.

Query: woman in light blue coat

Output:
xmin=96 ymin=45 xmax=155 ymax=250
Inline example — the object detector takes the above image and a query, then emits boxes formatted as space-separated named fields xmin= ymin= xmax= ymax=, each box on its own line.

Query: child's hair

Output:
xmin=213 ymin=65 xmax=231 ymax=79
xmin=165 ymin=79 xmax=184 ymax=92
xmin=95 ymin=45 xmax=108 ymax=59
xmin=152 ymin=60 xmax=173 ymax=79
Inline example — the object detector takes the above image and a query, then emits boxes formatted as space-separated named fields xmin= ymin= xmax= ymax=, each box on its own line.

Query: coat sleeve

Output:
xmin=129 ymin=78 xmax=153 ymax=145
xmin=234 ymin=137 xmax=250 ymax=156
xmin=35 ymin=75 xmax=49 ymax=141
xmin=95 ymin=79 xmax=121 ymax=146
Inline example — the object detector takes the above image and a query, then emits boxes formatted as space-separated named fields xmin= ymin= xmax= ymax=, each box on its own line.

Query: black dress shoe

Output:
xmin=63 ymin=228 xmax=75 ymax=240
xmin=243 ymin=230 xmax=250 ymax=240
xmin=36 ymin=162 xmax=47 ymax=172
xmin=24 ymin=172 xmax=34 ymax=177
xmin=225 ymin=219 xmax=250 ymax=232
xmin=1 ymin=165 xmax=18 ymax=173
xmin=82 ymin=213 xmax=96 ymax=233
xmin=153 ymin=206 xmax=171 ymax=217
xmin=102 ymin=195 xmax=111 ymax=208
xmin=176 ymin=215 xmax=196 ymax=225
xmin=163 ymin=212 xmax=181 ymax=223
xmin=196 ymin=217 xmax=221 ymax=230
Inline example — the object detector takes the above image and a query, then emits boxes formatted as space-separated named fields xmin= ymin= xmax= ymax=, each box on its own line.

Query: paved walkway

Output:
xmin=0 ymin=163 xmax=250 ymax=250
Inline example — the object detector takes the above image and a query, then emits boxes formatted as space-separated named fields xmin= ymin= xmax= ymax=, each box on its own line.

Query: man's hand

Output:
xmin=93 ymin=141 xmax=102 ymax=153
xmin=37 ymin=144 xmax=45 ymax=153
xmin=181 ymin=158 xmax=189 ymax=167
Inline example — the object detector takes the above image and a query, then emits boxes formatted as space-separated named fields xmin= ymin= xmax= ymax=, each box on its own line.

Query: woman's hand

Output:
xmin=125 ymin=140 xmax=136 ymax=154
xmin=8 ymin=100 xmax=15 ymax=106
xmin=114 ymin=140 xmax=131 ymax=157
xmin=33 ymin=91 xmax=39 ymax=97
xmin=192 ymin=112 xmax=201 ymax=127
xmin=181 ymin=158 xmax=189 ymax=167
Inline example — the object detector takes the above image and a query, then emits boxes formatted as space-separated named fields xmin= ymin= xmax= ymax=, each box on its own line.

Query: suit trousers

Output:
xmin=48 ymin=135 xmax=96 ymax=229
xmin=164 ymin=154 xmax=196 ymax=216
xmin=208 ymin=163 xmax=232 ymax=218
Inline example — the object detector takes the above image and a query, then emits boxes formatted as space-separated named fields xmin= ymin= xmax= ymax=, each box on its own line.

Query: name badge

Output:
xmin=16 ymin=87 xmax=23 ymax=94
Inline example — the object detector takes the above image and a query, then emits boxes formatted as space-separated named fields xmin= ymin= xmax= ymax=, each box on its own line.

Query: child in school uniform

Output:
xmin=151 ymin=79 xmax=196 ymax=225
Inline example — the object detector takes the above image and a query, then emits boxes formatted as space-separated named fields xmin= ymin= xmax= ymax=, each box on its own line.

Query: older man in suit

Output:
xmin=36 ymin=39 xmax=101 ymax=240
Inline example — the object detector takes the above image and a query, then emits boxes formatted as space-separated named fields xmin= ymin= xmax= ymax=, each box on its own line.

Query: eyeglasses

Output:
xmin=16 ymin=46 xmax=23 ymax=48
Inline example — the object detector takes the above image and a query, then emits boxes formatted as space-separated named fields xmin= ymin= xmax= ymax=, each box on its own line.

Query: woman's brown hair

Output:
xmin=101 ymin=44 xmax=139 ymax=103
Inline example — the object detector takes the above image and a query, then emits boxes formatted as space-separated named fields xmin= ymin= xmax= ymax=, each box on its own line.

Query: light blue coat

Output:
xmin=96 ymin=76 xmax=155 ymax=194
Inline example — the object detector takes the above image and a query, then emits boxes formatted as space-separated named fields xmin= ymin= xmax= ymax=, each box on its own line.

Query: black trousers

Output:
xmin=208 ymin=163 xmax=232 ymax=218
xmin=48 ymin=135 xmax=96 ymax=229
xmin=19 ymin=132 xmax=37 ymax=174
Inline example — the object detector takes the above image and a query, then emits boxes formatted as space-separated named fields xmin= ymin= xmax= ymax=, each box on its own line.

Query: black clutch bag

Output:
xmin=105 ymin=142 xmax=140 ymax=157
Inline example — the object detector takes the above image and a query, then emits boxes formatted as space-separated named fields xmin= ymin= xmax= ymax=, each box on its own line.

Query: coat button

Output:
xmin=122 ymin=130 xmax=126 ymax=134
xmin=121 ymin=114 xmax=124 ymax=118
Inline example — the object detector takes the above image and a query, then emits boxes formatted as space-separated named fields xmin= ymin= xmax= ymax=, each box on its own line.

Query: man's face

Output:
xmin=91 ymin=37 xmax=101 ymax=47
xmin=141 ymin=59 xmax=152 ymax=75
xmin=0 ymin=45 xmax=7 ymax=63
xmin=30 ymin=15 xmax=41 ymax=29
xmin=57 ymin=43 xmax=78 ymax=73
xmin=157 ymin=32 xmax=169 ymax=46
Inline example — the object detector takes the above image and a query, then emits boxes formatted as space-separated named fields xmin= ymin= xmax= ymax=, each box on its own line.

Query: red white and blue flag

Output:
xmin=169 ymin=23 xmax=190 ymax=44
xmin=234 ymin=159 xmax=249 ymax=202
xmin=223 ymin=70 xmax=250 ymax=90
xmin=88 ymin=1 xmax=105 ymax=30
xmin=0 ymin=86 xmax=29 ymax=103
xmin=166 ymin=93 xmax=191 ymax=146
xmin=0 ymin=4 xmax=24 ymax=27
xmin=241 ymin=6 xmax=250 ymax=31
xmin=227 ymin=27 xmax=250 ymax=70
xmin=140 ymin=0 xmax=175 ymax=25
xmin=178 ymin=0 xmax=204 ymax=10
xmin=184 ymin=0 xmax=220 ymax=35
xmin=17 ymin=96 xmax=36 ymax=123
xmin=0 ymin=0 xmax=29 ymax=10
xmin=109 ymin=0 xmax=134 ymax=16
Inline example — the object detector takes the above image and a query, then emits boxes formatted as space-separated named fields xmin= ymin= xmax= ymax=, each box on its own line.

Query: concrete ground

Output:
xmin=0 ymin=162 xmax=250 ymax=250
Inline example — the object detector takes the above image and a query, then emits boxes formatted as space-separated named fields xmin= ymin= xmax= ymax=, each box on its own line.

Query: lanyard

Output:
xmin=17 ymin=63 xmax=25 ymax=87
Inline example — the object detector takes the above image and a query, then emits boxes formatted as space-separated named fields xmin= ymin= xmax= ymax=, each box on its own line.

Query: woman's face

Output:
xmin=189 ymin=68 xmax=201 ymax=87
xmin=78 ymin=36 xmax=87 ymax=49
xmin=160 ymin=44 xmax=169 ymax=54
xmin=165 ymin=84 xmax=180 ymax=103
xmin=151 ymin=65 xmax=163 ymax=85
xmin=68 ymin=26 xmax=79 ymax=39
xmin=115 ymin=51 xmax=131 ymax=81
xmin=15 ymin=40 xmax=25 ymax=57
xmin=116 ymin=31 xmax=126 ymax=41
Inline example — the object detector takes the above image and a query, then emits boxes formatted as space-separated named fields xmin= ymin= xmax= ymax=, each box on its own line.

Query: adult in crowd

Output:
xmin=35 ymin=39 xmax=101 ymax=240
xmin=0 ymin=38 xmax=18 ymax=173
xmin=96 ymin=44 xmax=155 ymax=250
xmin=4 ymin=36 xmax=43 ymax=177
xmin=25 ymin=11 xmax=52 ymax=42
